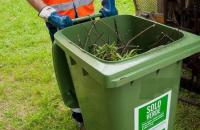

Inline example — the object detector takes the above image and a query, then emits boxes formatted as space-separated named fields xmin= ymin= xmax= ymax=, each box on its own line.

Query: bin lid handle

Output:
xmin=72 ymin=13 xmax=102 ymax=23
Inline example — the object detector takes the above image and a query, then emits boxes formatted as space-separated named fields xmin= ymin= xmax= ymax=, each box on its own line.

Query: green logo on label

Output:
xmin=134 ymin=91 xmax=171 ymax=130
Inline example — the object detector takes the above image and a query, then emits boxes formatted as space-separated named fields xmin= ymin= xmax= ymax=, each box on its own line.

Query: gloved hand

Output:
xmin=99 ymin=0 xmax=118 ymax=17
xmin=39 ymin=6 xmax=73 ymax=29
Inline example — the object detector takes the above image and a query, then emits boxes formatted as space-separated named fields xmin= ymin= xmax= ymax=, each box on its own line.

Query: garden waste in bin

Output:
xmin=53 ymin=15 xmax=200 ymax=130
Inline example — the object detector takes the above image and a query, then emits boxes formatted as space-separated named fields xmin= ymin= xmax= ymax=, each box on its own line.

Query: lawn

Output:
xmin=0 ymin=0 xmax=200 ymax=130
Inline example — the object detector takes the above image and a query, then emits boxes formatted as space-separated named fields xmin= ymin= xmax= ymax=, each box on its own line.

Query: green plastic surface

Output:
xmin=52 ymin=44 xmax=79 ymax=108
xmin=53 ymin=15 xmax=200 ymax=130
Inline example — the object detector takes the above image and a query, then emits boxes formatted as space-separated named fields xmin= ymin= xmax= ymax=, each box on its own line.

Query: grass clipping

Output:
xmin=89 ymin=42 xmax=140 ymax=61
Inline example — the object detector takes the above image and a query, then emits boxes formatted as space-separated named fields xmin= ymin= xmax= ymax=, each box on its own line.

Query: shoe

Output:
xmin=80 ymin=125 xmax=85 ymax=130
xmin=77 ymin=122 xmax=85 ymax=130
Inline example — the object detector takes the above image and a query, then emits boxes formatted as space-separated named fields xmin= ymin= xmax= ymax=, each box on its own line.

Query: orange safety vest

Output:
xmin=43 ymin=0 xmax=94 ymax=19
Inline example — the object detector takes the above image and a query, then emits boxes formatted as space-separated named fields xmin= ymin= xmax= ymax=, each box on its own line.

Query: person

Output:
xmin=27 ymin=0 xmax=118 ymax=41
xmin=27 ymin=0 xmax=118 ymax=129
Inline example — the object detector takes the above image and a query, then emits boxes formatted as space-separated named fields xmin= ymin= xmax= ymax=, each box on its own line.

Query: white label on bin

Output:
xmin=134 ymin=90 xmax=172 ymax=130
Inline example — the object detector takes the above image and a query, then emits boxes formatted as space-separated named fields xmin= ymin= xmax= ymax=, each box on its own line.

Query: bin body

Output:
xmin=67 ymin=59 xmax=181 ymax=130
xmin=54 ymin=15 xmax=200 ymax=130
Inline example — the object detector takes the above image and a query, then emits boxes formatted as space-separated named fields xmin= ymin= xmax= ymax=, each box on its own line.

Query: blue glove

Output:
xmin=99 ymin=0 xmax=118 ymax=17
xmin=39 ymin=6 xmax=73 ymax=29
xmin=48 ymin=12 xmax=73 ymax=29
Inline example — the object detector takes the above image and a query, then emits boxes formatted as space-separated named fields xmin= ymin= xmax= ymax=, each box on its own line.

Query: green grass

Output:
xmin=0 ymin=0 xmax=76 ymax=129
xmin=175 ymin=89 xmax=200 ymax=130
xmin=0 ymin=0 xmax=200 ymax=130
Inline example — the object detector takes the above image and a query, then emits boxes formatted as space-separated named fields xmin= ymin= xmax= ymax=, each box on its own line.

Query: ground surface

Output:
xmin=0 ymin=0 xmax=200 ymax=130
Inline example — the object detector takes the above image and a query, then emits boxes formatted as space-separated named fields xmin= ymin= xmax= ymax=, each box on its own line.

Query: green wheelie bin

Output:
xmin=53 ymin=15 xmax=200 ymax=130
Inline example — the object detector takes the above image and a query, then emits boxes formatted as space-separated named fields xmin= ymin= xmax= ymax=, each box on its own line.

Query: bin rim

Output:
xmin=58 ymin=15 xmax=187 ymax=63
